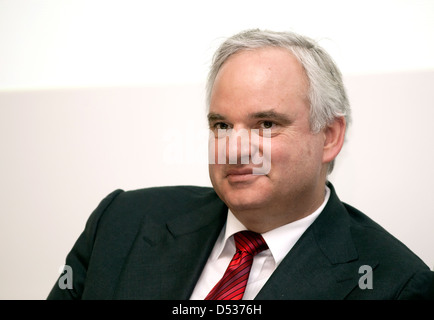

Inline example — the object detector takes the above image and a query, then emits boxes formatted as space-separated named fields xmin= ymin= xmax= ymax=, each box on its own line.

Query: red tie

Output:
xmin=205 ymin=230 xmax=268 ymax=300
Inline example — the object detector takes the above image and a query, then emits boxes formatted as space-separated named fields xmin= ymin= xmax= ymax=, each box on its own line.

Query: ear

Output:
xmin=322 ymin=116 xmax=346 ymax=165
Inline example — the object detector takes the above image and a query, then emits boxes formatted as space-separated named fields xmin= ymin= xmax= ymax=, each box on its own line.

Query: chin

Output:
xmin=217 ymin=179 xmax=272 ymax=212
xmin=226 ymin=199 xmax=267 ymax=212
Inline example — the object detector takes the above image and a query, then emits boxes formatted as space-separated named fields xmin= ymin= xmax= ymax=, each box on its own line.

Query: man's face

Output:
xmin=208 ymin=47 xmax=327 ymax=217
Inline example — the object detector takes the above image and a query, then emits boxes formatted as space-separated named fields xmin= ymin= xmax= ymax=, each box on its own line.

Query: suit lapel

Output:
xmin=256 ymin=183 xmax=378 ymax=300
xmin=113 ymin=194 xmax=227 ymax=299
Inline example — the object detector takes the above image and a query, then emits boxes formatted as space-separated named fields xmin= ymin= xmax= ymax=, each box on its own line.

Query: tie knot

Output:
xmin=234 ymin=231 xmax=268 ymax=256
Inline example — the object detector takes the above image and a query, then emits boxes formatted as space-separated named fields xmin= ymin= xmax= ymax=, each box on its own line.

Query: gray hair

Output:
xmin=206 ymin=29 xmax=351 ymax=174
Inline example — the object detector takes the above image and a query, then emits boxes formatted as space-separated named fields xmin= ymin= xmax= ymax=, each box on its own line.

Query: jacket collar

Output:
xmin=312 ymin=181 xmax=359 ymax=264
xmin=256 ymin=182 xmax=378 ymax=299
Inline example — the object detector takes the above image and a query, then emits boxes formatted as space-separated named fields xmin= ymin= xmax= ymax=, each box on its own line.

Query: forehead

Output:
xmin=220 ymin=47 xmax=304 ymax=78
xmin=209 ymin=47 xmax=309 ymax=116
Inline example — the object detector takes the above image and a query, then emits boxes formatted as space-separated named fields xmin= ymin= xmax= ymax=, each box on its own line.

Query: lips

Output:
xmin=225 ymin=167 xmax=260 ymax=184
xmin=226 ymin=167 xmax=254 ymax=176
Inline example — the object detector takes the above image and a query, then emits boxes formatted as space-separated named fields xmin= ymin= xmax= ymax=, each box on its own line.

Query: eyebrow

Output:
xmin=207 ymin=109 xmax=292 ymax=124
xmin=248 ymin=110 xmax=292 ymax=124
xmin=207 ymin=112 xmax=226 ymax=123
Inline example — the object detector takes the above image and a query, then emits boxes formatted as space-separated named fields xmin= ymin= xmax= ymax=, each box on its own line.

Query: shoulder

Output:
xmin=342 ymin=202 xmax=434 ymax=298
xmin=95 ymin=185 xmax=219 ymax=223
xmin=113 ymin=185 xmax=218 ymax=211
xmin=118 ymin=185 xmax=218 ymax=203
xmin=325 ymin=183 xmax=427 ymax=270
xmin=343 ymin=202 xmax=428 ymax=268
xmin=323 ymin=183 xmax=433 ymax=298
xmin=81 ymin=185 xmax=223 ymax=262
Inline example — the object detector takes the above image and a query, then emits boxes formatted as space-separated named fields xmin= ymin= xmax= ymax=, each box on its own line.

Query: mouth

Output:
xmin=225 ymin=167 xmax=260 ymax=183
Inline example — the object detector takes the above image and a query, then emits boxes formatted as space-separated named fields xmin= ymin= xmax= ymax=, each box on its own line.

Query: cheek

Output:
xmin=269 ymin=136 xmax=322 ymax=172
xmin=208 ymin=135 xmax=220 ymax=165
xmin=269 ymin=136 xmax=296 ymax=164
xmin=208 ymin=163 xmax=228 ymax=190
xmin=269 ymin=144 xmax=291 ymax=167
xmin=208 ymin=164 xmax=220 ymax=180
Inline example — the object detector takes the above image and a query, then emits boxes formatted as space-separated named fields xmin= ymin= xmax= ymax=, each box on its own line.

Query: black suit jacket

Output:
xmin=47 ymin=182 xmax=434 ymax=299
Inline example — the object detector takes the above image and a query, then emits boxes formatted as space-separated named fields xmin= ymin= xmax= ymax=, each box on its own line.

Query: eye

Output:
xmin=213 ymin=122 xmax=230 ymax=130
xmin=260 ymin=121 xmax=275 ymax=129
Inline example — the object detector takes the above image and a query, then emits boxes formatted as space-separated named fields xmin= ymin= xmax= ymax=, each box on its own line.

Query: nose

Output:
xmin=226 ymin=128 xmax=250 ymax=165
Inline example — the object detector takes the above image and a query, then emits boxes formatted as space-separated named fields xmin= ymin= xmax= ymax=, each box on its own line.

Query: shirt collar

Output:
xmin=210 ymin=211 xmax=247 ymax=260
xmin=213 ymin=185 xmax=331 ymax=266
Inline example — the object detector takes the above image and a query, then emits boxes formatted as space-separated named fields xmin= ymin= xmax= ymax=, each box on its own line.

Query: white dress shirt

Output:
xmin=190 ymin=186 xmax=331 ymax=300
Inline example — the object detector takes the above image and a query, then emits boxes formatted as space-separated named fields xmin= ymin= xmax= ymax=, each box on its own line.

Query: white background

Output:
xmin=0 ymin=0 xmax=433 ymax=299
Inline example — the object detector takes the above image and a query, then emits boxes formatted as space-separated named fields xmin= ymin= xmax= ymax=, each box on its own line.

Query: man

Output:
xmin=47 ymin=29 xmax=434 ymax=300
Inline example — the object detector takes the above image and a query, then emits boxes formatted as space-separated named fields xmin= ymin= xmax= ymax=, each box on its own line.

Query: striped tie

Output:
xmin=205 ymin=230 xmax=268 ymax=300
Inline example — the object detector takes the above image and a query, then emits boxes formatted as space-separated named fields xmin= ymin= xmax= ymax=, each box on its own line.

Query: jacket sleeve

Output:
xmin=397 ymin=269 xmax=434 ymax=300
xmin=46 ymin=189 xmax=124 ymax=300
